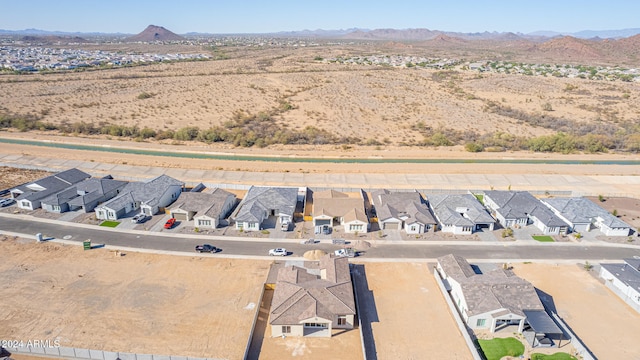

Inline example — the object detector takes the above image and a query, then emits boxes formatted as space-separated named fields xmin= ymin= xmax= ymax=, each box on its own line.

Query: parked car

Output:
xmin=322 ymin=226 xmax=332 ymax=235
xmin=334 ymin=248 xmax=356 ymax=258
xmin=300 ymin=238 xmax=315 ymax=244
xmin=281 ymin=221 xmax=290 ymax=231
xmin=164 ymin=218 xmax=176 ymax=229
xmin=268 ymin=248 xmax=287 ymax=256
xmin=131 ymin=213 xmax=149 ymax=223
xmin=195 ymin=244 xmax=220 ymax=253
xmin=0 ymin=198 xmax=15 ymax=207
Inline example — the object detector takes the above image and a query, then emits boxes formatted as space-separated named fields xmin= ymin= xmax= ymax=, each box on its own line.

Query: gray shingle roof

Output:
xmin=99 ymin=174 xmax=183 ymax=211
xmin=485 ymin=191 xmax=568 ymax=227
xmin=372 ymin=189 xmax=436 ymax=225
xmin=601 ymin=259 xmax=640 ymax=293
xmin=170 ymin=188 xmax=235 ymax=218
xmin=235 ymin=186 xmax=297 ymax=222
xmin=428 ymin=194 xmax=494 ymax=226
xmin=42 ymin=178 xmax=127 ymax=207
xmin=270 ymin=255 xmax=355 ymax=325
xmin=438 ymin=254 xmax=544 ymax=317
xmin=544 ymin=197 xmax=631 ymax=229
xmin=15 ymin=168 xmax=91 ymax=203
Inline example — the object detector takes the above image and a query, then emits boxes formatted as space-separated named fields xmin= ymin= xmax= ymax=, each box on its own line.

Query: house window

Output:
xmin=282 ymin=326 xmax=291 ymax=334
xmin=410 ymin=225 xmax=416 ymax=231
xmin=21 ymin=201 xmax=30 ymax=207
xmin=198 ymin=220 xmax=211 ymax=226
xmin=337 ymin=316 xmax=347 ymax=326
xmin=108 ymin=211 xmax=115 ymax=218
xmin=349 ymin=224 xmax=363 ymax=231
xmin=476 ymin=319 xmax=486 ymax=327
xmin=304 ymin=323 xmax=327 ymax=328
xmin=463 ymin=226 xmax=472 ymax=232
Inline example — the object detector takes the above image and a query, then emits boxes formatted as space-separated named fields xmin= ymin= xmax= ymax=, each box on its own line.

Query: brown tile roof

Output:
xmin=270 ymin=255 xmax=356 ymax=325
xmin=313 ymin=190 xmax=368 ymax=222
xmin=438 ymin=254 xmax=544 ymax=317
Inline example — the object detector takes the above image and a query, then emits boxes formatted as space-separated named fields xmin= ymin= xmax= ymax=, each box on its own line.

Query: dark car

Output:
xmin=195 ymin=244 xmax=220 ymax=253
xmin=164 ymin=217 xmax=176 ymax=229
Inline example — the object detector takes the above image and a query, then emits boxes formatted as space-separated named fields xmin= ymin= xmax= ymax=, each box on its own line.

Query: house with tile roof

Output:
xmin=483 ymin=191 xmax=569 ymax=235
xmin=269 ymin=254 xmax=356 ymax=337
xmin=371 ymin=189 xmax=436 ymax=233
xmin=541 ymin=197 xmax=632 ymax=236
xmin=436 ymin=254 xmax=547 ymax=333
xmin=10 ymin=168 xmax=91 ymax=210
xmin=94 ymin=174 xmax=184 ymax=220
xmin=169 ymin=188 xmax=236 ymax=229
xmin=231 ymin=186 xmax=298 ymax=231
xmin=599 ymin=258 xmax=640 ymax=313
xmin=41 ymin=176 xmax=127 ymax=213
xmin=312 ymin=189 xmax=369 ymax=234
xmin=427 ymin=194 xmax=495 ymax=234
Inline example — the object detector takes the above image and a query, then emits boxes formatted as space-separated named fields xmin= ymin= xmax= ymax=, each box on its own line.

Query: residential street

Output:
xmin=1 ymin=215 xmax=638 ymax=262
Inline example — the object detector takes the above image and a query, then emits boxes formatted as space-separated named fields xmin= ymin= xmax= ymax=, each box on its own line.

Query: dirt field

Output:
xmin=586 ymin=196 xmax=640 ymax=229
xmin=0 ymin=235 xmax=270 ymax=359
xmin=1 ymin=44 xmax=638 ymax=147
xmin=363 ymin=262 xmax=471 ymax=359
xmin=513 ymin=263 xmax=640 ymax=360
xmin=0 ymin=166 xmax=51 ymax=190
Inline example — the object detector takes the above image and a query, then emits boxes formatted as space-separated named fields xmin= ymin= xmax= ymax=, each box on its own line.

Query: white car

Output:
xmin=269 ymin=248 xmax=287 ymax=256
xmin=131 ymin=213 xmax=149 ymax=223
xmin=0 ymin=198 xmax=15 ymax=207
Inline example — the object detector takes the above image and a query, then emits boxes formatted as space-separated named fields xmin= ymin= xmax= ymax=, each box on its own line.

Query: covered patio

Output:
xmin=522 ymin=310 xmax=565 ymax=348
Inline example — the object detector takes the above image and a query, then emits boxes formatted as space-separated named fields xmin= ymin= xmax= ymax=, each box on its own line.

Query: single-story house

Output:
xmin=427 ymin=194 xmax=495 ymax=234
xmin=371 ymin=189 xmax=436 ymax=233
xmin=484 ymin=191 xmax=569 ymax=235
xmin=11 ymin=168 xmax=91 ymax=210
xmin=599 ymin=258 xmax=640 ymax=313
xmin=436 ymin=254 xmax=563 ymax=347
xmin=94 ymin=174 xmax=184 ymax=220
xmin=41 ymin=176 xmax=127 ymax=213
xmin=231 ymin=186 xmax=298 ymax=231
xmin=169 ymin=188 xmax=237 ymax=229
xmin=269 ymin=254 xmax=356 ymax=337
xmin=542 ymin=197 xmax=632 ymax=236
xmin=312 ymin=189 xmax=369 ymax=234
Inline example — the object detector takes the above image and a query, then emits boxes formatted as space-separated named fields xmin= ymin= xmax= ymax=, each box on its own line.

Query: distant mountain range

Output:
xmin=2 ymin=26 xmax=640 ymax=41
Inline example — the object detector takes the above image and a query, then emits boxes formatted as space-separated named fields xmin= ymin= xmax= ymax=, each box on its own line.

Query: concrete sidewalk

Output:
xmin=2 ymin=152 xmax=640 ymax=197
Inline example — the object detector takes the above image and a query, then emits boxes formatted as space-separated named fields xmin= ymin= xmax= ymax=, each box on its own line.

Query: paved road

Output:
xmin=2 ymin=216 xmax=639 ymax=262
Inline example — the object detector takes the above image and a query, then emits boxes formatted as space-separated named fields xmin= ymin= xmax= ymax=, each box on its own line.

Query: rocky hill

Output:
xmin=125 ymin=25 xmax=184 ymax=42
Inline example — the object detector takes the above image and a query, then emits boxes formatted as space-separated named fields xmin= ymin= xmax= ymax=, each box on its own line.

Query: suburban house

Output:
xmin=312 ymin=189 xmax=369 ymax=234
xmin=269 ymin=254 xmax=356 ymax=337
xmin=10 ymin=168 xmax=91 ymax=210
xmin=371 ymin=189 xmax=436 ymax=233
xmin=436 ymin=254 xmax=563 ymax=347
xmin=483 ymin=191 xmax=569 ymax=235
xmin=231 ymin=186 xmax=298 ymax=231
xmin=41 ymin=176 xmax=127 ymax=213
xmin=94 ymin=174 xmax=184 ymax=220
xmin=427 ymin=194 xmax=495 ymax=234
xmin=541 ymin=197 xmax=632 ymax=236
xmin=168 ymin=189 xmax=237 ymax=229
xmin=599 ymin=258 xmax=640 ymax=313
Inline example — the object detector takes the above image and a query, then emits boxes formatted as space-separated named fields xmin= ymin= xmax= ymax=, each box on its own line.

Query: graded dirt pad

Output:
xmin=585 ymin=196 xmax=640 ymax=229
xmin=0 ymin=166 xmax=51 ymax=190
xmin=0 ymin=236 xmax=270 ymax=359
xmin=363 ymin=262 xmax=470 ymax=359
xmin=512 ymin=263 xmax=640 ymax=360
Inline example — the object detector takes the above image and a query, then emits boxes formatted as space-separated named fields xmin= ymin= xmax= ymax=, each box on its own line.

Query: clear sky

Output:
xmin=1 ymin=0 xmax=638 ymax=34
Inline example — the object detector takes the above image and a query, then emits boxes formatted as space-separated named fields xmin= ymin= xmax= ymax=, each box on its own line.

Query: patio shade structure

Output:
xmin=523 ymin=310 xmax=564 ymax=348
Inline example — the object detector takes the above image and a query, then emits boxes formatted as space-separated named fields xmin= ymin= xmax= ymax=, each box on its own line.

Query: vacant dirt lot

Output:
xmin=0 ymin=235 xmax=270 ymax=359
xmin=513 ymin=263 xmax=640 ymax=360
xmin=0 ymin=166 xmax=51 ymax=190
xmin=586 ymin=196 xmax=640 ymax=230
xmin=1 ymin=44 xmax=638 ymax=147
xmin=363 ymin=262 xmax=471 ymax=359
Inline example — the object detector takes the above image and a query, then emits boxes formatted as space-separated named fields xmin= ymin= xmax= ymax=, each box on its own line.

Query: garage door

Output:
xmin=315 ymin=219 xmax=331 ymax=226
xmin=383 ymin=222 xmax=400 ymax=230
xmin=172 ymin=212 xmax=188 ymax=221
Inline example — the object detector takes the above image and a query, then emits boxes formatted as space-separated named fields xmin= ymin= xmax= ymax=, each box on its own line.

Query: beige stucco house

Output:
xmin=312 ymin=189 xmax=369 ymax=234
xmin=269 ymin=255 xmax=356 ymax=337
